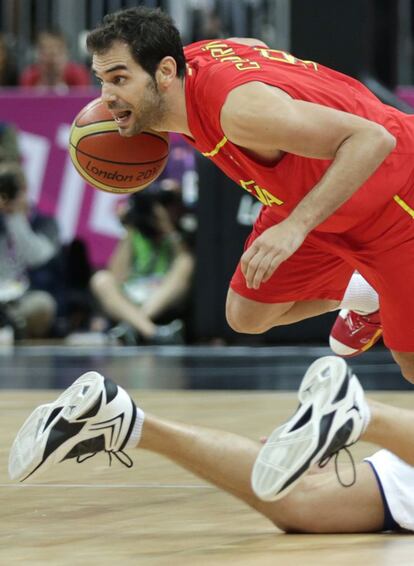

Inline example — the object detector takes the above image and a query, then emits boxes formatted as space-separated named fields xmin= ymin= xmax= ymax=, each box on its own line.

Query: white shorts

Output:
xmin=364 ymin=449 xmax=414 ymax=531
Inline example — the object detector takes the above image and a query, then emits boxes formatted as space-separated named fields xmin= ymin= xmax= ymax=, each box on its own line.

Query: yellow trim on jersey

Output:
xmin=202 ymin=136 xmax=228 ymax=157
xmin=394 ymin=194 xmax=414 ymax=219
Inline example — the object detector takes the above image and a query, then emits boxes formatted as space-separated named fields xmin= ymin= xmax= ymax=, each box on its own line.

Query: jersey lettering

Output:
xmin=202 ymin=41 xmax=261 ymax=71
xmin=240 ymin=179 xmax=284 ymax=206
xmin=254 ymin=48 xmax=318 ymax=71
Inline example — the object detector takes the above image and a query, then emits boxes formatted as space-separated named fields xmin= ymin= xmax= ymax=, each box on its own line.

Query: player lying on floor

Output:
xmin=9 ymin=356 xmax=414 ymax=533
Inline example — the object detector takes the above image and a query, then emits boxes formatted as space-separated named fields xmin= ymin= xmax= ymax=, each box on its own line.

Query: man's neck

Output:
xmin=154 ymin=77 xmax=194 ymax=139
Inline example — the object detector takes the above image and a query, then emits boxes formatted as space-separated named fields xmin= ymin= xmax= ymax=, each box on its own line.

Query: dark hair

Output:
xmin=122 ymin=190 xmax=163 ymax=240
xmin=86 ymin=7 xmax=186 ymax=80
xmin=0 ymin=163 xmax=24 ymax=202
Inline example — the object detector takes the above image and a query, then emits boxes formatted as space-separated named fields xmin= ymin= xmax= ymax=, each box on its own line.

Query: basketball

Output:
xmin=69 ymin=98 xmax=169 ymax=194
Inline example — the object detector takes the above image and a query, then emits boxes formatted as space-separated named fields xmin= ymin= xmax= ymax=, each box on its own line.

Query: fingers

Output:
xmin=262 ymin=255 xmax=282 ymax=283
xmin=241 ymin=246 xmax=282 ymax=289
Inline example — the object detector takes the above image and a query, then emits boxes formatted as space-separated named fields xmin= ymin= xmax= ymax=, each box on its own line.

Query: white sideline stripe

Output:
xmin=0 ymin=482 xmax=214 ymax=489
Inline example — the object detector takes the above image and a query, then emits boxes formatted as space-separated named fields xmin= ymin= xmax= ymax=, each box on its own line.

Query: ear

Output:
xmin=156 ymin=56 xmax=177 ymax=89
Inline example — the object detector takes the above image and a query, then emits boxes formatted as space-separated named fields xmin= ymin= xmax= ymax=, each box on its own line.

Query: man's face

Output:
xmin=92 ymin=41 xmax=167 ymax=137
xmin=38 ymin=34 xmax=67 ymax=71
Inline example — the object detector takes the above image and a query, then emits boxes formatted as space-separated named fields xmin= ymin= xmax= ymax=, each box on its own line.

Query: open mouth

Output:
xmin=113 ymin=110 xmax=132 ymax=125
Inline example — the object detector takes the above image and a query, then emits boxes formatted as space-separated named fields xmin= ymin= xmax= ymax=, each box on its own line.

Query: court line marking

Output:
xmin=0 ymin=482 xmax=215 ymax=489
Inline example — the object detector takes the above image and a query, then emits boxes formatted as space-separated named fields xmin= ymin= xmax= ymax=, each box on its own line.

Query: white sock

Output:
xmin=339 ymin=273 xmax=379 ymax=315
xmin=125 ymin=407 xmax=145 ymax=448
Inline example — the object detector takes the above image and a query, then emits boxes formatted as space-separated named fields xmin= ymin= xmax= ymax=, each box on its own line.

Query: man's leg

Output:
xmin=363 ymin=396 xmax=414 ymax=465
xmin=9 ymin=367 xmax=386 ymax=533
xmin=138 ymin=412 xmax=384 ymax=533
xmin=12 ymin=362 xmax=414 ymax=533
xmin=226 ymin=274 xmax=381 ymax=339
xmin=226 ymin=288 xmax=339 ymax=334
xmin=227 ymin=221 xmax=353 ymax=334
xmin=390 ymin=351 xmax=414 ymax=385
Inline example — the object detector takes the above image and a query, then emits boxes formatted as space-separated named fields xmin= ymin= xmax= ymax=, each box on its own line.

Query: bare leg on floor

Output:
xmin=138 ymin=413 xmax=384 ymax=533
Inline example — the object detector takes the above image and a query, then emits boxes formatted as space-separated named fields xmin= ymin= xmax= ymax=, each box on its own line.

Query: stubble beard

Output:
xmin=130 ymin=77 xmax=167 ymax=135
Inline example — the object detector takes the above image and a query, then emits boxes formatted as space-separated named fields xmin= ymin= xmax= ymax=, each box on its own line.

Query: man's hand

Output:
xmin=241 ymin=219 xmax=307 ymax=289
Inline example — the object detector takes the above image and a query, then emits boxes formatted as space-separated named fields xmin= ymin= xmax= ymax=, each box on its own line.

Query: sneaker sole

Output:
xmin=330 ymin=329 xmax=383 ymax=358
xmin=9 ymin=371 xmax=105 ymax=482
xmin=251 ymin=356 xmax=350 ymax=501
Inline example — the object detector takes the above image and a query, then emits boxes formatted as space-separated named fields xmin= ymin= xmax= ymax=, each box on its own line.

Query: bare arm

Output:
xmin=142 ymin=241 xmax=194 ymax=320
xmin=5 ymin=213 xmax=58 ymax=268
xmin=108 ymin=232 xmax=132 ymax=284
xmin=222 ymin=81 xmax=395 ymax=232
xmin=221 ymin=82 xmax=396 ymax=288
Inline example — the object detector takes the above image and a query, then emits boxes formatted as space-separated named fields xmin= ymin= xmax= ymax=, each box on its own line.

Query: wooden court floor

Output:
xmin=1 ymin=389 xmax=414 ymax=565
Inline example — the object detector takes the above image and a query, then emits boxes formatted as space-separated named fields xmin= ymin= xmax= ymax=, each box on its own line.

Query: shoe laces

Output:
xmin=346 ymin=311 xmax=380 ymax=330
xmin=76 ymin=449 xmax=133 ymax=469
xmin=318 ymin=446 xmax=356 ymax=488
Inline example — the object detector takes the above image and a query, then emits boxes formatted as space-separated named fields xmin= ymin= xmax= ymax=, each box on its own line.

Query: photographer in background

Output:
xmin=90 ymin=188 xmax=194 ymax=345
xmin=0 ymin=163 xmax=60 ymax=340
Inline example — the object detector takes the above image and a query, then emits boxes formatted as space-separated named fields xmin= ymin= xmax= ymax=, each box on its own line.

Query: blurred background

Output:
xmin=0 ymin=0 xmax=412 ymax=389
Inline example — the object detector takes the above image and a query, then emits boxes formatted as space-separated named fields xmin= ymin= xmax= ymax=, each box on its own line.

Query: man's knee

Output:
xmin=226 ymin=304 xmax=267 ymax=334
xmin=266 ymin=485 xmax=324 ymax=533
xmin=391 ymin=351 xmax=414 ymax=384
xmin=225 ymin=293 xmax=263 ymax=334
xmin=225 ymin=290 xmax=289 ymax=334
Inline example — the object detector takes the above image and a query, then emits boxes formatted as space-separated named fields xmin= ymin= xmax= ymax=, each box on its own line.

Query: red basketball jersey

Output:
xmin=183 ymin=40 xmax=414 ymax=233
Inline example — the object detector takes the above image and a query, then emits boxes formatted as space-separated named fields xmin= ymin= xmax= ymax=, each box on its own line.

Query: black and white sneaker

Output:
xmin=251 ymin=356 xmax=369 ymax=501
xmin=9 ymin=371 xmax=143 ymax=482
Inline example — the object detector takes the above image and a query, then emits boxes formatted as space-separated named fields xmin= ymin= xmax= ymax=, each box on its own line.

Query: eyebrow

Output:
xmin=92 ymin=64 xmax=128 ymax=76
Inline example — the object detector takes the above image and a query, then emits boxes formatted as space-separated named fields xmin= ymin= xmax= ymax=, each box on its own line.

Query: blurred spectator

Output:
xmin=0 ymin=34 xmax=18 ymax=86
xmin=90 ymin=189 xmax=194 ymax=345
xmin=191 ymin=8 xmax=226 ymax=42
xmin=0 ymin=122 xmax=20 ymax=163
xmin=19 ymin=30 xmax=91 ymax=89
xmin=0 ymin=163 xmax=60 ymax=340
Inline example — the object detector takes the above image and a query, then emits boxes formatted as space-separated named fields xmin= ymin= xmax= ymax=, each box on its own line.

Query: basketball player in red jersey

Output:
xmin=42 ymin=8 xmax=414 ymax=501
xmin=86 ymin=8 xmax=414 ymax=369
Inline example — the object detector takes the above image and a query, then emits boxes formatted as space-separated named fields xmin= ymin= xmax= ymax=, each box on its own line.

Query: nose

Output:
xmin=101 ymin=83 xmax=116 ymax=104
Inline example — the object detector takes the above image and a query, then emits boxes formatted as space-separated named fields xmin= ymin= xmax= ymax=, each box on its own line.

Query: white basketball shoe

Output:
xmin=9 ymin=371 xmax=143 ymax=482
xmin=251 ymin=356 xmax=370 ymax=501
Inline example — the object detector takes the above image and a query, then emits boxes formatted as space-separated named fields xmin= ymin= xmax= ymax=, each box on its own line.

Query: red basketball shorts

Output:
xmin=230 ymin=190 xmax=414 ymax=352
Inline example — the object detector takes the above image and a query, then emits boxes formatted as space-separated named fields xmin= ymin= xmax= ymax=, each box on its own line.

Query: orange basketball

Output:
xmin=69 ymin=98 xmax=169 ymax=194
